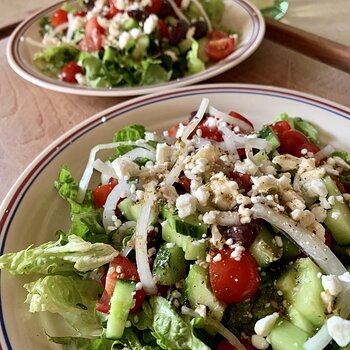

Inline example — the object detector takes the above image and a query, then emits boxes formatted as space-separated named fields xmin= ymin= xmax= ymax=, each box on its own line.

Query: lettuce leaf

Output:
xmin=150 ymin=296 xmax=211 ymax=350
xmin=0 ymin=234 xmax=117 ymax=275
xmin=24 ymin=275 xmax=103 ymax=337
xmin=113 ymin=125 xmax=146 ymax=158
xmin=186 ymin=40 xmax=205 ymax=76
xmin=33 ymin=44 xmax=79 ymax=75
xmin=275 ymin=113 xmax=319 ymax=144
xmin=330 ymin=151 xmax=350 ymax=165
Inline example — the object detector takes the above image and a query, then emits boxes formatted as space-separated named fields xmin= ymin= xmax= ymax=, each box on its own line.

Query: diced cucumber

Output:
xmin=132 ymin=36 xmax=150 ymax=59
xmin=276 ymin=258 xmax=325 ymax=330
xmin=197 ymin=37 xmax=209 ymax=64
xmin=162 ymin=221 xmax=206 ymax=260
xmin=178 ymin=38 xmax=192 ymax=53
xmin=161 ymin=205 xmax=208 ymax=238
xmin=106 ymin=279 xmax=135 ymax=339
xmin=259 ymin=125 xmax=280 ymax=151
xmin=118 ymin=198 xmax=157 ymax=225
xmin=269 ymin=318 xmax=311 ymax=350
xmin=288 ymin=306 xmax=315 ymax=334
xmin=280 ymin=235 xmax=300 ymax=260
xmin=184 ymin=264 xmax=226 ymax=321
xmin=249 ymin=224 xmax=283 ymax=268
xmin=253 ymin=150 xmax=269 ymax=166
xmin=152 ymin=243 xmax=186 ymax=285
xmin=324 ymin=175 xmax=350 ymax=245
xmin=123 ymin=18 xmax=138 ymax=30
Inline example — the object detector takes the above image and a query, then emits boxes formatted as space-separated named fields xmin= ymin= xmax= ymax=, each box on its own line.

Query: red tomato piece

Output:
xmin=158 ymin=19 xmax=169 ymax=39
xmin=217 ymin=339 xmax=256 ymax=350
xmin=196 ymin=123 xmax=223 ymax=141
xmin=178 ymin=175 xmax=191 ymax=193
xmin=85 ymin=17 xmax=105 ymax=52
xmin=209 ymin=247 xmax=260 ymax=304
xmin=324 ymin=230 xmax=334 ymax=248
xmin=229 ymin=171 xmax=252 ymax=193
xmin=93 ymin=178 xmax=118 ymax=208
xmin=60 ymin=61 xmax=83 ymax=83
xmin=146 ymin=0 xmax=163 ymax=14
xmin=295 ymin=142 xmax=320 ymax=157
xmin=277 ymin=129 xmax=310 ymax=156
xmin=74 ymin=10 xmax=86 ymax=17
xmin=237 ymin=148 xmax=246 ymax=159
xmin=205 ymin=31 xmax=235 ymax=61
xmin=51 ymin=9 xmax=68 ymax=28
xmin=229 ymin=111 xmax=254 ymax=130
xmin=107 ymin=0 xmax=119 ymax=19
xmin=270 ymin=120 xmax=292 ymax=136
xmin=96 ymin=256 xmax=145 ymax=314
xmin=167 ymin=125 xmax=179 ymax=138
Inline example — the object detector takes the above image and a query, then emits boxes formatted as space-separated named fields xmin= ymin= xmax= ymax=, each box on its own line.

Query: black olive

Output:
xmin=192 ymin=20 xmax=208 ymax=39
xmin=169 ymin=20 xmax=189 ymax=45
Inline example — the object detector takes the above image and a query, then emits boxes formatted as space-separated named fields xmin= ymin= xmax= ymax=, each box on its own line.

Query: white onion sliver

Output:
xmin=122 ymin=147 xmax=156 ymax=162
xmin=102 ymin=180 xmax=130 ymax=232
xmin=251 ymin=203 xmax=347 ymax=276
xmin=205 ymin=318 xmax=246 ymax=350
xmin=189 ymin=0 xmax=212 ymax=32
xmin=221 ymin=127 xmax=239 ymax=157
xmin=135 ymin=198 xmax=158 ymax=295
xmin=314 ymin=144 xmax=335 ymax=162
xmin=303 ymin=324 xmax=332 ymax=350
xmin=47 ymin=22 xmax=69 ymax=39
xmin=167 ymin=0 xmax=190 ymax=23
xmin=181 ymin=98 xmax=209 ymax=140
xmin=93 ymin=159 xmax=117 ymax=179
xmin=209 ymin=105 xmax=253 ymax=133
xmin=25 ymin=37 xmax=48 ymax=48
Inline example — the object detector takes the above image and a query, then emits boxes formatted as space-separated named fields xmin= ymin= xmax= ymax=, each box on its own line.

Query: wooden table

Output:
xmin=1 ymin=18 xmax=350 ymax=203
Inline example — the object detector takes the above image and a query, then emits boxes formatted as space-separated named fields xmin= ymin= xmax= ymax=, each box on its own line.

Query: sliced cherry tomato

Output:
xmin=85 ymin=17 xmax=105 ymax=52
xmin=229 ymin=111 xmax=254 ymax=130
xmin=158 ymin=19 xmax=169 ymax=39
xmin=146 ymin=0 xmax=163 ymax=14
xmin=295 ymin=142 xmax=320 ymax=157
xmin=277 ymin=129 xmax=310 ymax=156
xmin=195 ymin=122 xmax=223 ymax=141
xmin=107 ymin=0 xmax=119 ymax=19
xmin=270 ymin=120 xmax=292 ymax=136
xmin=178 ymin=175 xmax=191 ymax=193
xmin=96 ymin=256 xmax=145 ymax=314
xmin=209 ymin=247 xmax=260 ymax=304
xmin=217 ymin=338 xmax=256 ymax=350
xmin=167 ymin=125 xmax=179 ymax=138
xmin=229 ymin=171 xmax=252 ymax=193
xmin=205 ymin=31 xmax=235 ymax=61
xmin=93 ymin=178 xmax=118 ymax=208
xmin=74 ymin=10 xmax=86 ymax=17
xmin=51 ymin=9 xmax=68 ymax=28
xmin=60 ymin=61 xmax=83 ymax=83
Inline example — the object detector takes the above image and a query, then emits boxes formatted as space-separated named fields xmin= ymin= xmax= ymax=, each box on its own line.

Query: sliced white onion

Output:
xmin=93 ymin=159 xmax=117 ymax=179
xmin=77 ymin=141 xmax=152 ymax=203
xmin=122 ymin=147 xmax=156 ymax=162
xmin=221 ymin=127 xmax=239 ymax=158
xmin=209 ymin=105 xmax=254 ymax=134
xmin=303 ymin=324 xmax=332 ymax=350
xmin=189 ymin=0 xmax=212 ymax=32
xmin=181 ymin=98 xmax=209 ymax=140
xmin=47 ymin=22 xmax=69 ymax=40
xmin=102 ymin=180 xmax=131 ymax=232
xmin=205 ymin=318 xmax=246 ymax=350
xmin=251 ymin=203 xmax=346 ymax=275
xmin=162 ymin=155 xmax=185 ymax=187
xmin=25 ymin=37 xmax=48 ymax=48
xmin=314 ymin=144 xmax=335 ymax=162
xmin=135 ymin=197 xmax=158 ymax=295
xmin=167 ymin=0 xmax=190 ymax=24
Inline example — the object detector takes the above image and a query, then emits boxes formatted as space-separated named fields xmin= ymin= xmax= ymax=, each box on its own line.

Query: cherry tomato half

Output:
xmin=158 ymin=19 xmax=169 ymax=39
xmin=277 ymin=129 xmax=310 ymax=156
xmin=85 ymin=17 xmax=105 ymax=52
xmin=295 ymin=142 xmax=320 ymax=157
xmin=205 ymin=31 xmax=235 ymax=61
xmin=96 ymin=256 xmax=145 ymax=314
xmin=107 ymin=0 xmax=119 ymax=19
xmin=51 ymin=9 xmax=68 ymax=28
xmin=229 ymin=171 xmax=252 ymax=193
xmin=270 ymin=120 xmax=292 ymax=136
xmin=146 ymin=0 xmax=163 ymax=14
xmin=229 ymin=111 xmax=254 ymax=131
xmin=209 ymin=247 xmax=260 ymax=304
xmin=217 ymin=338 xmax=256 ymax=350
xmin=93 ymin=178 xmax=118 ymax=208
xmin=60 ymin=61 xmax=83 ymax=83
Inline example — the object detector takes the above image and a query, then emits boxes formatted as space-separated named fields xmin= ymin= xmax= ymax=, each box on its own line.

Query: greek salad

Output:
xmin=1 ymin=98 xmax=350 ymax=350
xmin=32 ymin=0 xmax=237 ymax=88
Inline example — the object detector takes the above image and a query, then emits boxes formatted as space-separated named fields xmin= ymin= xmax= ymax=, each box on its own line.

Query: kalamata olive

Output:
xmin=158 ymin=1 xmax=173 ymax=18
xmin=169 ymin=20 xmax=189 ymax=45
xmin=192 ymin=20 xmax=208 ymax=39
xmin=127 ymin=9 xmax=148 ymax=22
xmin=83 ymin=0 xmax=95 ymax=11
xmin=219 ymin=220 xmax=262 ymax=248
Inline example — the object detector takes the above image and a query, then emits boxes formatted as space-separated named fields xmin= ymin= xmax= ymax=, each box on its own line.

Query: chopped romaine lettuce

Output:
xmin=0 ymin=234 xmax=117 ymax=275
xmin=331 ymin=151 xmax=350 ymax=165
xmin=186 ymin=40 xmax=205 ymax=76
xmin=25 ymin=275 xmax=103 ymax=337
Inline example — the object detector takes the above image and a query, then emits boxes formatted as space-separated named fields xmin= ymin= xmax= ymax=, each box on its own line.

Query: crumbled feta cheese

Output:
xmin=322 ymin=275 xmax=343 ymax=296
xmin=272 ymin=154 xmax=301 ymax=171
xmin=338 ymin=271 xmax=350 ymax=283
xmin=311 ymin=205 xmax=327 ymax=223
xmin=230 ymin=243 xmax=245 ymax=261
xmin=254 ymin=312 xmax=279 ymax=337
xmin=234 ymin=158 xmax=259 ymax=176
xmin=251 ymin=334 xmax=269 ymax=349
xmin=213 ymin=253 xmax=222 ymax=262
xmin=176 ymin=193 xmax=197 ymax=218
xmin=143 ymin=14 xmax=158 ymax=34
xmin=326 ymin=316 xmax=350 ymax=347
xmin=118 ymin=31 xmax=131 ymax=49
xmin=156 ymin=143 xmax=172 ymax=164
xmin=112 ymin=158 xmax=140 ymax=180
xmin=193 ymin=185 xmax=210 ymax=206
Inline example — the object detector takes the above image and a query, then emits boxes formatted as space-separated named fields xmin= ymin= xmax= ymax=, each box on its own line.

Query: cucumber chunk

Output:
xmin=118 ymin=198 xmax=157 ymax=224
xmin=259 ymin=125 xmax=280 ymax=151
xmin=106 ymin=279 xmax=135 ymax=339
xmin=153 ymin=243 xmax=186 ymax=285
xmin=162 ymin=221 xmax=206 ymax=260
xmin=184 ymin=264 xmax=226 ymax=321
xmin=324 ymin=175 xmax=350 ymax=245
xmin=249 ymin=224 xmax=283 ymax=268
xmin=269 ymin=318 xmax=311 ymax=350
